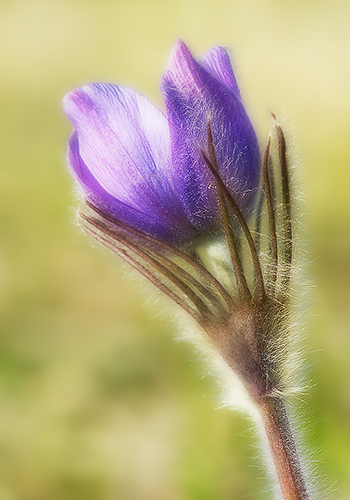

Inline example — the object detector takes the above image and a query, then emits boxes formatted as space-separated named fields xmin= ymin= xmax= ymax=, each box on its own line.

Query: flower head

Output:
xmin=63 ymin=39 xmax=260 ymax=246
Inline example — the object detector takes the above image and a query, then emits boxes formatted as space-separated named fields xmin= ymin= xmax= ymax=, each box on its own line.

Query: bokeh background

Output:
xmin=1 ymin=0 xmax=350 ymax=498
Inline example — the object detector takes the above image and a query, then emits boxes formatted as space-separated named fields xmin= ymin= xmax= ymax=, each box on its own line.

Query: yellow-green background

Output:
xmin=1 ymin=0 xmax=350 ymax=498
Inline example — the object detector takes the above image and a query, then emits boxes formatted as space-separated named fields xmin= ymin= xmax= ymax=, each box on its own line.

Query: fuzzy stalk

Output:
xmin=254 ymin=396 xmax=309 ymax=500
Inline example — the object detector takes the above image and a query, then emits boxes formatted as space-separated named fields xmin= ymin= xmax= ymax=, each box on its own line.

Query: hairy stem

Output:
xmin=263 ymin=136 xmax=278 ymax=293
xmin=255 ymin=397 xmax=309 ymax=500
xmin=272 ymin=115 xmax=292 ymax=290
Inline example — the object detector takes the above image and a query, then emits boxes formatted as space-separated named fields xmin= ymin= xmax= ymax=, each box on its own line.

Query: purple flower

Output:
xmin=63 ymin=44 xmax=311 ymax=498
xmin=63 ymin=39 xmax=260 ymax=246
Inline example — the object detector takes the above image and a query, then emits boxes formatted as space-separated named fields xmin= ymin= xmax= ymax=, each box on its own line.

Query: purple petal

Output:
xmin=161 ymin=40 xmax=260 ymax=229
xmin=64 ymin=84 xmax=198 ymax=244
xmin=64 ymin=84 xmax=172 ymax=207
xmin=200 ymin=46 xmax=241 ymax=98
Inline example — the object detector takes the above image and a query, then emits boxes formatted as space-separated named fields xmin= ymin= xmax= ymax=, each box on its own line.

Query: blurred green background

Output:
xmin=1 ymin=0 xmax=350 ymax=498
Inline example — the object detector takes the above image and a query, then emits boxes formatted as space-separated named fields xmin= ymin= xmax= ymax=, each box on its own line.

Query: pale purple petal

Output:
xmin=64 ymin=84 xmax=173 ymax=209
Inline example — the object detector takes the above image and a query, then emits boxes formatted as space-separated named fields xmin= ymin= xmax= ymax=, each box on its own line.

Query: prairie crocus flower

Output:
xmin=63 ymin=40 xmax=312 ymax=500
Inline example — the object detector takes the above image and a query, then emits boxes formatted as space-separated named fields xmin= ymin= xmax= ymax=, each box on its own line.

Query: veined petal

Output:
xmin=161 ymin=39 xmax=260 ymax=229
xmin=200 ymin=46 xmax=241 ymax=97
xmin=64 ymin=84 xmax=197 ymax=244
xmin=64 ymin=84 xmax=172 ymax=209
